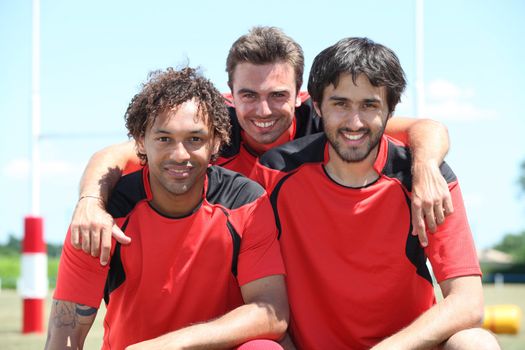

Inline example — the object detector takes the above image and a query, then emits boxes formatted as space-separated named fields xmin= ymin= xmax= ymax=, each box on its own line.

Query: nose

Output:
xmin=344 ymin=108 xmax=365 ymax=130
xmin=171 ymin=141 xmax=191 ymax=163
xmin=255 ymin=99 xmax=272 ymax=118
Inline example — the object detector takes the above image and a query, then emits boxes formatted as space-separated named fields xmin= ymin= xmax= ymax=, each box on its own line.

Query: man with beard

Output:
xmin=255 ymin=37 xmax=499 ymax=350
xmin=45 ymin=67 xmax=288 ymax=350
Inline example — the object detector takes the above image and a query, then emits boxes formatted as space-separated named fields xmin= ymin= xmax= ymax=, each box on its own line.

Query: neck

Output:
xmin=324 ymin=146 xmax=380 ymax=187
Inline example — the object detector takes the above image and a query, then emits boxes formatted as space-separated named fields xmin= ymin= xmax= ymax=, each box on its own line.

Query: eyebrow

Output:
xmin=236 ymin=88 xmax=291 ymax=95
xmin=152 ymin=128 xmax=209 ymax=135
xmin=236 ymin=88 xmax=258 ymax=95
xmin=328 ymin=96 xmax=381 ymax=103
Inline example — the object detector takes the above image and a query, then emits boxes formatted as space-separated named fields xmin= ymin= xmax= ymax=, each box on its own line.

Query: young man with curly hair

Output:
xmin=45 ymin=67 xmax=288 ymax=350
xmin=70 ymin=27 xmax=453 ymax=266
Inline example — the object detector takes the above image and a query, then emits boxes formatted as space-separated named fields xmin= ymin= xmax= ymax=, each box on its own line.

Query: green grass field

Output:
xmin=0 ymin=285 xmax=523 ymax=349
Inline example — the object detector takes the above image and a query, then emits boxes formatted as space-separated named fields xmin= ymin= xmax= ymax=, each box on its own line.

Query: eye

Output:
xmin=241 ymin=92 xmax=256 ymax=100
xmin=157 ymin=136 xmax=171 ymax=142
xmin=271 ymin=92 xmax=287 ymax=98
xmin=363 ymin=102 xmax=378 ymax=110
xmin=189 ymin=136 xmax=203 ymax=143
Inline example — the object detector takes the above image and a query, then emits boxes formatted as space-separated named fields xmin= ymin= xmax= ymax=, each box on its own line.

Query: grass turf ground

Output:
xmin=0 ymin=285 xmax=523 ymax=349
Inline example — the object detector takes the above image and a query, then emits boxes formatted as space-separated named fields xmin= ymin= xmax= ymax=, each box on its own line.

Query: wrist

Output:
xmin=79 ymin=195 xmax=106 ymax=205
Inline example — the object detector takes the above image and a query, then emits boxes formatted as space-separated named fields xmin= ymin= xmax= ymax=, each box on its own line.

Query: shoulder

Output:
xmin=206 ymin=166 xmax=266 ymax=209
xmin=381 ymin=138 xmax=457 ymax=190
xmin=259 ymin=132 xmax=326 ymax=172
xmin=107 ymin=169 xmax=147 ymax=217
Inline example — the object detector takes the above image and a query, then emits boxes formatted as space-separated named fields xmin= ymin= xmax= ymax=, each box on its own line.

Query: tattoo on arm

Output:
xmin=51 ymin=301 xmax=97 ymax=329
xmin=46 ymin=300 xmax=98 ymax=350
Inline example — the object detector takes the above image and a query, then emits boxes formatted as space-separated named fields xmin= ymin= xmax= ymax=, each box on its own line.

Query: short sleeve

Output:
xmin=425 ymin=181 xmax=482 ymax=282
xmin=53 ymin=228 xmax=110 ymax=308
xmin=233 ymin=194 xmax=285 ymax=286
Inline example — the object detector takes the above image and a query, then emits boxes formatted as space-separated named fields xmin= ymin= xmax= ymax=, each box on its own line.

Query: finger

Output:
xmin=112 ymin=224 xmax=131 ymax=244
xmin=411 ymin=204 xmax=428 ymax=247
xmin=417 ymin=228 xmax=429 ymax=248
xmin=81 ymin=228 xmax=91 ymax=254
xmin=70 ymin=226 xmax=81 ymax=249
xmin=90 ymin=229 xmax=101 ymax=258
xmin=443 ymin=195 xmax=454 ymax=216
xmin=100 ymin=226 xmax=111 ymax=266
xmin=434 ymin=201 xmax=446 ymax=226
xmin=424 ymin=206 xmax=437 ymax=233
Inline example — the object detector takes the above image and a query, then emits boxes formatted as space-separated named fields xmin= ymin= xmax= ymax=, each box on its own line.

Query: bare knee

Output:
xmin=441 ymin=328 xmax=500 ymax=350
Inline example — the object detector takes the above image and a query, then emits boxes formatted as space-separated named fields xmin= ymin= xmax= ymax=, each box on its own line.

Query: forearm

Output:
xmin=128 ymin=302 xmax=288 ymax=350
xmin=79 ymin=141 xmax=138 ymax=203
xmin=407 ymin=118 xmax=449 ymax=165
xmin=373 ymin=276 xmax=483 ymax=350
xmin=45 ymin=299 xmax=97 ymax=350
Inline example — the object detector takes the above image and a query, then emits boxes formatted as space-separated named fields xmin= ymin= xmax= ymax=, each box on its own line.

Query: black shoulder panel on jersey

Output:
xmin=217 ymin=207 xmax=241 ymax=277
xmin=397 ymin=190 xmax=432 ymax=285
xmin=381 ymin=141 xmax=413 ymax=191
xmin=294 ymin=97 xmax=323 ymax=139
xmin=269 ymin=171 xmax=299 ymax=239
xmin=107 ymin=169 xmax=147 ymax=218
xmin=259 ymin=132 xmax=326 ymax=172
xmin=218 ymin=106 xmax=242 ymax=159
xmin=206 ymin=166 xmax=265 ymax=209
xmin=381 ymin=140 xmax=457 ymax=192
xmin=104 ymin=217 xmax=129 ymax=305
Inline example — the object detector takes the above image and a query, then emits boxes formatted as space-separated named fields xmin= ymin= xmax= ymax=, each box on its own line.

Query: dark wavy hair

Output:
xmin=226 ymin=26 xmax=304 ymax=93
xmin=308 ymin=37 xmax=406 ymax=115
xmin=125 ymin=67 xmax=231 ymax=162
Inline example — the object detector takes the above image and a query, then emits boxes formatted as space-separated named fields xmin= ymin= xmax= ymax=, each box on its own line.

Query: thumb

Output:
xmin=112 ymin=223 xmax=131 ymax=244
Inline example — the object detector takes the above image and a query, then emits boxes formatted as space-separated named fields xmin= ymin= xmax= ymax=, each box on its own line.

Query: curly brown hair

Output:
xmin=226 ymin=26 xmax=304 ymax=93
xmin=125 ymin=67 xmax=231 ymax=162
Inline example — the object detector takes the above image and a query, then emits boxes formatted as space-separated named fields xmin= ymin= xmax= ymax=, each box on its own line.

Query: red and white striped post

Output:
xmin=18 ymin=216 xmax=48 ymax=333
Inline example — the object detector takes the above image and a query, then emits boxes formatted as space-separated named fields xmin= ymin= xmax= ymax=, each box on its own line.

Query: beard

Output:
xmin=322 ymin=118 xmax=386 ymax=163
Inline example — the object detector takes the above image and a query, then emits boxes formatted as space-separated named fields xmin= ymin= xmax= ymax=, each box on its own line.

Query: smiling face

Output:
xmin=231 ymin=62 xmax=301 ymax=145
xmin=315 ymin=73 xmax=390 ymax=164
xmin=137 ymin=100 xmax=219 ymax=215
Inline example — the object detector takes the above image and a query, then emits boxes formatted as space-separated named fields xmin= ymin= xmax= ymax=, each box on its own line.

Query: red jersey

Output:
xmin=55 ymin=166 xmax=285 ymax=349
xmin=256 ymin=133 xmax=481 ymax=350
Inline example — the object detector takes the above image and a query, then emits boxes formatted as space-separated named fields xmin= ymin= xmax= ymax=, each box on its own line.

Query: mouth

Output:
xmin=165 ymin=165 xmax=193 ymax=179
xmin=252 ymin=119 xmax=276 ymax=129
xmin=340 ymin=129 xmax=368 ymax=144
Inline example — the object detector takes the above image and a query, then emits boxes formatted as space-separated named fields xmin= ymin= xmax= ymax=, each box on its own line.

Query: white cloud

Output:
xmin=2 ymin=158 xmax=81 ymax=179
xmin=423 ymin=79 xmax=498 ymax=122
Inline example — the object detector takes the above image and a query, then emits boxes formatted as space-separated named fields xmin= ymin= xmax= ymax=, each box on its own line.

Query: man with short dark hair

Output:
xmin=45 ymin=67 xmax=288 ymax=350
xmin=71 ymin=27 xmax=453 ymax=265
xmin=256 ymin=37 xmax=499 ymax=350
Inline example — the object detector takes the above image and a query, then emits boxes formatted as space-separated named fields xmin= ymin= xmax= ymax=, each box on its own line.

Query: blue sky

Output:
xmin=1 ymin=0 xmax=524 ymax=249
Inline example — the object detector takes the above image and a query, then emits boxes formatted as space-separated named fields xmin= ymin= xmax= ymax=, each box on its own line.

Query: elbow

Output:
xmin=268 ymin=304 xmax=289 ymax=340
xmin=455 ymin=293 xmax=485 ymax=328
xmin=423 ymin=118 xmax=450 ymax=139
xmin=468 ymin=303 xmax=485 ymax=328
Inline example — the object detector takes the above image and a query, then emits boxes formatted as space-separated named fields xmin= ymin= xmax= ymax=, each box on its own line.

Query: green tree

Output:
xmin=494 ymin=231 xmax=525 ymax=263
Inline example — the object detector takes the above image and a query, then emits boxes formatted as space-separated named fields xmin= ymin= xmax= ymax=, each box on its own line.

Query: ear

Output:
xmin=313 ymin=101 xmax=322 ymax=118
xmin=136 ymin=135 xmax=146 ymax=156
xmin=211 ymin=137 xmax=221 ymax=156
xmin=295 ymin=94 xmax=302 ymax=107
